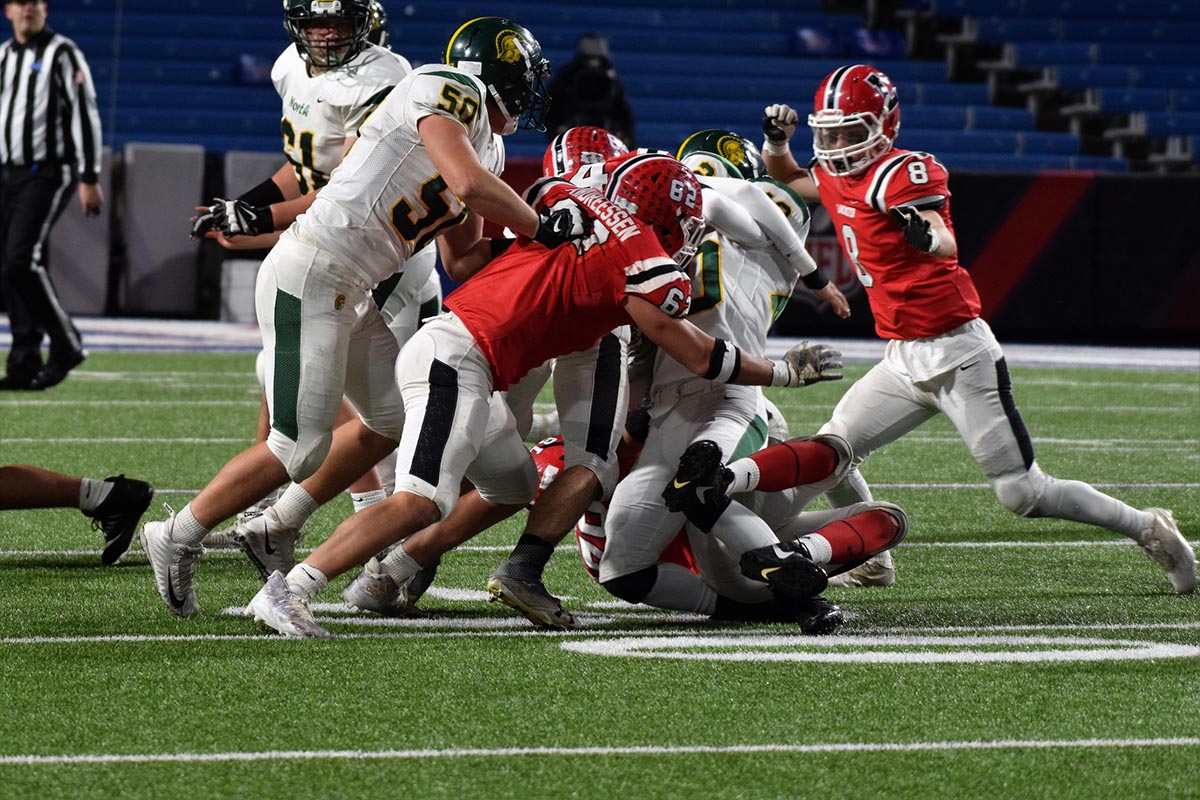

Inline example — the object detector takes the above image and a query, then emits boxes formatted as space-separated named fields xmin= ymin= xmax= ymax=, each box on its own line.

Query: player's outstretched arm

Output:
xmin=623 ymin=296 xmax=842 ymax=388
xmin=762 ymin=103 xmax=819 ymax=202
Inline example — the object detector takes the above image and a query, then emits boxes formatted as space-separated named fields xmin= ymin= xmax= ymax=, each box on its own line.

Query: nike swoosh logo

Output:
xmin=960 ymin=361 xmax=979 ymax=371
xmin=166 ymin=566 xmax=186 ymax=609
xmin=760 ymin=566 xmax=781 ymax=581
xmin=672 ymin=479 xmax=691 ymax=489
xmin=262 ymin=521 xmax=277 ymax=555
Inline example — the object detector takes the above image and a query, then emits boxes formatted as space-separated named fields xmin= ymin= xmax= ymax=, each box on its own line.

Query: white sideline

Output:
xmin=2 ymin=737 xmax=1199 ymax=766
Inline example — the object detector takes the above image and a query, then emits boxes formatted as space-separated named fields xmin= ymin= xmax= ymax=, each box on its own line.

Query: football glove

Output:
xmin=533 ymin=199 xmax=592 ymax=249
xmin=771 ymin=341 xmax=843 ymax=387
xmin=762 ymin=103 xmax=799 ymax=145
xmin=212 ymin=198 xmax=274 ymax=238
xmin=889 ymin=205 xmax=940 ymax=254
xmin=190 ymin=206 xmax=217 ymax=240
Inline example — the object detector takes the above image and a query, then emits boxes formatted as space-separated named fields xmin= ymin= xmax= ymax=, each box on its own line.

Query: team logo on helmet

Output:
xmin=717 ymin=135 xmax=748 ymax=166
xmin=496 ymin=30 xmax=525 ymax=64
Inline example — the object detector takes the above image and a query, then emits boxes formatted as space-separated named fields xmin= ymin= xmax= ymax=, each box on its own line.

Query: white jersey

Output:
xmin=297 ymin=64 xmax=506 ymax=286
xmin=652 ymin=176 xmax=812 ymax=386
xmin=272 ymin=43 xmax=411 ymax=195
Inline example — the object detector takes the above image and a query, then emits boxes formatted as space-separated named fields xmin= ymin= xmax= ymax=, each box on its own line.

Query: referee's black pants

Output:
xmin=0 ymin=162 xmax=82 ymax=380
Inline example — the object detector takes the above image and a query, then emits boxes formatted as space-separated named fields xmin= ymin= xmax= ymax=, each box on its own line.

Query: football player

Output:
xmin=336 ymin=125 xmax=636 ymax=624
xmin=140 ymin=17 xmax=583 ymax=619
xmin=590 ymin=130 xmax=851 ymax=633
xmin=760 ymin=64 xmax=1195 ymax=594
xmin=190 ymin=0 xmax=434 ymax=568
xmin=245 ymin=153 xmax=844 ymax=637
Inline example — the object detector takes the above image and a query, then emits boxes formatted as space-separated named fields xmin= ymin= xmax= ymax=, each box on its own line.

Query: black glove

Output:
xmin=190 ymin=206 xmax=217 ymax=240
xmin=889 ymin=206 xmax=937 ymax=253
xmin=212 ymin=198 xmax=274 ymax=238
xmin=762 ymin=103 xmax=798 ymax=145
xmin=533 ymin=200 xmax=591 ymax=249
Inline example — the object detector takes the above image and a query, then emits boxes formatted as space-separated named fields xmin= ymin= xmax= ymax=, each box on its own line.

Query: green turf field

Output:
xmin=1 ymin=351 xmax=1197 ymax=799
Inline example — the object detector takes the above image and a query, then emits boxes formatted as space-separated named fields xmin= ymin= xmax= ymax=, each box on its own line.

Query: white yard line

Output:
xmin=1 ymin=737 xmax=1199 ymax=766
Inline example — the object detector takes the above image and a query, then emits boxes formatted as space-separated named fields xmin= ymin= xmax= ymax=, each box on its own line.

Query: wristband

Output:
xmin=704 ymin=339 xmax=742 ymax=383
xmin=801 ymin=268 xmax=830 ymax=291
xmin=762 ymin=139 xmax=791 ymax=158
xmin=238 ymin=177 xmax=286 ymax=208
xmin=769 ymin=359 xmax=793 ymax=387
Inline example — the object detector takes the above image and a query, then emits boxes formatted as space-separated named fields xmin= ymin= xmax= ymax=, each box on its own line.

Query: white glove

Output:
xmin=770 ymin=341 xmax=844 ymax=387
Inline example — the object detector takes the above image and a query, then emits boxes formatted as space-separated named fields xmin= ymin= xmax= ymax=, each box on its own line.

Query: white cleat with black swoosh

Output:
xmin=139 ymin=505 xmax=202 ymax=617
xmin=235 ymin=507 xmax=301 ymax=583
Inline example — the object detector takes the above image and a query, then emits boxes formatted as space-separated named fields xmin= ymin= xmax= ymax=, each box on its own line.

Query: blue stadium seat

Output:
xmin=1019 ymin=131 xmax=1080 ymax=155
xmin=1092 ymin=88 xmax=1172 ymax=114
xmin=1142 ymin=111 xmax=1200 ymax=136
xmin=968 ymin=106 xmax=1035 ymax=130
xmin=1053 ymin=65 xmax=1200 ymax=91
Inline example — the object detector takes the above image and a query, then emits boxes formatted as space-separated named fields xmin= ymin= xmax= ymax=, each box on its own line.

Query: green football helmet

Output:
xmin=676 ymin=129 xmax=766 ymax=181
xmin=366 ymin=0 xmax=388 ymax=49
xmin=444 ymin=17 xmax=551 ymax=134
xmin=284 ymin=0 xmax=371 ymax=69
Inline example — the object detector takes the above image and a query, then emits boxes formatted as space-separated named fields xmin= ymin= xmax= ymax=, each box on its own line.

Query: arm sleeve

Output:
xmin=60 ymin=46 xmax=102 ymax=183
xmin=704 ymin=178 xmax=819 ymax=278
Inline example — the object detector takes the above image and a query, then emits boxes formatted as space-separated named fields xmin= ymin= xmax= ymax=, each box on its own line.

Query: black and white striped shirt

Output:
xmin=0 ymin=25 xmax=101 ymax=182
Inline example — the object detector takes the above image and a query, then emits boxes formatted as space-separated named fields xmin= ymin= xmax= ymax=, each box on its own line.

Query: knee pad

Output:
xmin=992 ymin=464 xmax=1049 ymax=517
xmin=601 ymin=566 xmax=658 ymax=604
xmin=268 ymin=428 xmax=332 ymax=483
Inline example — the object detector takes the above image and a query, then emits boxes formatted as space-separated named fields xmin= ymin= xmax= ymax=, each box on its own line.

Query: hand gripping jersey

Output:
xmin=272 ymin=43 xmax=412 ymax=194
xmin=652 ymin=175 xmax=812 ymax=386
xmin=298 ymin=63 xmax=505 ymax=286
xmin=812 ymin=148 xmax=981 ymax=340
xmin=444 ymin=179 xmax=691 ymax=390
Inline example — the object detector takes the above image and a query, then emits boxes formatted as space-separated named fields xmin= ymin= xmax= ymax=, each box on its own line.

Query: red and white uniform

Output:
xmin=393 ymin=180 xmax=690 ymax=517
xmin=815 ymin=149 xmax=1148 ymax=542
xmin=813 ymin=148 xmax=979 ymax=341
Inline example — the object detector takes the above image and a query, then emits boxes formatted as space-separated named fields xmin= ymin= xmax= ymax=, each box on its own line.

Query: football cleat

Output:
xmin=661 ymin=440 xmax=732 ymax=533
xmin=340 ymin=562 xmax=419 ymax=617
xmin=792 ymin=595 xmax=846 ymax=635
xmin=403 ymin=558 xmax=439 ymax=606
xmin=235 ymin=507 xmax=301 ymax=583
xmin=246 ymin=571 xmax=332 ymax=638
xmin=138 ymin=506 xmax=202 ymax=618
xmin=83 ymin=474 xmax=154 ymax=565
xmin=199 ymin=528 xmax=241 ymax=550
xmin=739 ymin=540 xmax=830 ymax=600
xmin=1140 ymin=508 xmax=1197 ymax=594
xmin=826 ymin=553 xmax=897 ymax=588
xmin=487 ymin=571 xmax=576 ymax=630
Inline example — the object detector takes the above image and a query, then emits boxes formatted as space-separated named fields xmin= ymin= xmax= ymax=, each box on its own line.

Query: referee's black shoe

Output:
xmin=29 ymin=348 xmax=86 ymax=390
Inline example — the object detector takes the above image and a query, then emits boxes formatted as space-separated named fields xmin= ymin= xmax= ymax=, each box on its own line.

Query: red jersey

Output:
xmin=813 ymin=148 xmax=981 ymax=340
xmin=444 ymin=180 xmax=691 ymax=390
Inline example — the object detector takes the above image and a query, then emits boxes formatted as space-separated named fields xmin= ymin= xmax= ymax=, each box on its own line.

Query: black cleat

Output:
xmin=792 ymin=595 xmax=845 ymax=635
xmin=739 ymin=540 xmax=830 ymax=600
xmin=0 ymin=371 xmax=36 ymax=390
xmin=662 ymin=440 xmax=733 ymax=532
xmin=84 ymin=475 xmax=155 ymax=565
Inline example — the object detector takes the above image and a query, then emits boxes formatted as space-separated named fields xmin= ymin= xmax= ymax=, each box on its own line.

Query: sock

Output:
xmin=380 ymin=543 xmax=423 ymax=588
xmin=271 ymin=484 xmax=319 ymax=530
xmin=799 ymin=509 xmax=899 ymax=565
xmin=745 ymin=440 xmax=839 ymax=493
xmin=78 ymin=477 xmax=113 ymax=513
xmin=501 ymin=534 xmax=555 ymax=581
xmin=170 ymin=504 xmax=210 ymax=546
xmin=726 ymin=458 xmax=761 ymax=495
xmin=285 ymin=563 xmax=327 ymax=600
xmin=351 ymin=489 xmax=387 ymax=514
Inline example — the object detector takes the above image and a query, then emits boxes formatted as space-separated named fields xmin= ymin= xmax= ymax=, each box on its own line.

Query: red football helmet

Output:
xmin=603 ymin=153 xmax=705 ymax=266
xmin=808 ymin=64 xmax=901 ymax=176
xmin=543 ymin=126 xmax=630 ymax=177
xmin=527 ymin=436 xmax=565 ymax=508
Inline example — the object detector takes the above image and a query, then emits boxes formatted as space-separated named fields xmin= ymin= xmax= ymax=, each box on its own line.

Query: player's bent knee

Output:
xmin=268 ymin=429 xmax=332 ymax=483
xmin=601 ymin=566 xmax=658 ymax=604
xmin=476 ymin=460 xmax=538 ymax=508
xmin=992 ymin=466 xmax=1049 ymax=517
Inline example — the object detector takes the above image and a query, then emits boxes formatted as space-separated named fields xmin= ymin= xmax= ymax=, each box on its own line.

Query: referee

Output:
xmin=0 ymin=0 xmax=101 ymax=390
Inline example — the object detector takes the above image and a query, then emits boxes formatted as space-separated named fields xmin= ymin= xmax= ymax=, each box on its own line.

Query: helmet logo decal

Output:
xmin=716 ymin=135 xmax=747 ymax=167
xmin=495 ymin=30 xmax=527 ymax=65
